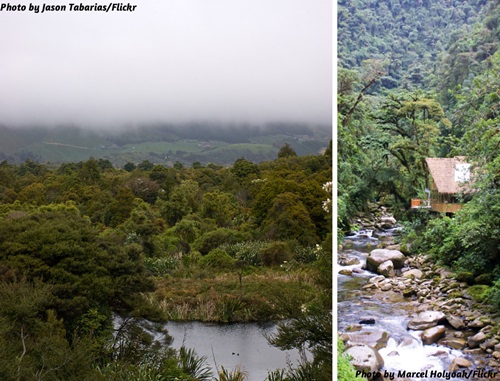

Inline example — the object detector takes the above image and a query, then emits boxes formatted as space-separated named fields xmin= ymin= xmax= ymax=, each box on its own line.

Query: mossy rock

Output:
xmin=448 ymin=291 xmax=463 ymax=299
xmin=474 ymin=273 xmax=494 ymax=285
xmin=465 ymin=285 xmax=491 ymax=302
xmin=399 ymin=243 xmax=411 ymax=255
xmin=403 ymin=288 xmax=416 ymax=297
xmin=455 ymin=271 xmax=475 ymax=284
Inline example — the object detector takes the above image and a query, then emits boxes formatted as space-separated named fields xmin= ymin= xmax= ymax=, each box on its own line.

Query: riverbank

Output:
xmin=146 ymin=265 xmax=320 ymax=322
xmin=338 ymin=207 xmax=500 ymax=380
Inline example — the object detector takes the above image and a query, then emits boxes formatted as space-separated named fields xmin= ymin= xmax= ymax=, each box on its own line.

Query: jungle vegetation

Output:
xmin=0 ymin=142 xmax=332 ymax=380
xmin=338 ymin=0 xmax=500 ymax=311
xmin=338 ymin=1 xmax=499 ymax=378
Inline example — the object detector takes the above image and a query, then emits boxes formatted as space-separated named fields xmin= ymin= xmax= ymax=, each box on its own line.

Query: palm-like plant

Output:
xmin=178 ymin=346 xmax=213 ymax=380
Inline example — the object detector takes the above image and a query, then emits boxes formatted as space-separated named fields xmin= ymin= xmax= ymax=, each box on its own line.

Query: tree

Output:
xmin=0 ymin=278 xmax=100 ymax=381
xmin=124 ymin=162 xmax=136 ymax=172
xmin=201 ymin=191 xmax=240 ymax=227
xmin=0 ymin=206 xmax=155 ymax=332
xmin=261 ymin=192 xmax=318 ymax=246
xmin=372 ymin=91 xmax=450 ymax=202
xmin=277 ymin=143 xmax=297 ymax=158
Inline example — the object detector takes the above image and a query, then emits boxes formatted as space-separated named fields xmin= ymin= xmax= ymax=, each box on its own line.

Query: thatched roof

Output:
xmin=426 ymin=157 xmax=470 ymax=194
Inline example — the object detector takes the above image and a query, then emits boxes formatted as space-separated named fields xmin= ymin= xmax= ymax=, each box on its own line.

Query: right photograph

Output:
xmin=337 ymin=0 xmax=500 ymax=380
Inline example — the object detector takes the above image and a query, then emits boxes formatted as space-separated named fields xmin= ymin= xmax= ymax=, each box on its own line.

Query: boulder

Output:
xmin=446 ymin=315 xmax=465 ymax=330
xmin=377 ymin=260 xmax=395 ymax=277
xmin=421 ymin=325 xmax=446 ymax=345
xmin=339 ymin=257 xmax=360 ymax=266
xmin=380 ymin=216 xmax=397 ymax=228
xmin=438 ymin=337 xmax=467 ymax=350
xmin=449 ymin=357 xmax=471 ymax=372
xmin=347 ymin=330 xmax=390 ymax=350
xmin=407 ymin=311 xmax=446 ymax=330
xmin=345 ymin=344 xmax=384 ymax=375
xmin=468 ymin=332 xmax=487 ymax=348
xmin=366 ymin=249 xmax=406 ymax=273
xmin=468 ymin=317 xmax=491 ymax=329
xmin=402 ymin=269 xmax=423 ymax=279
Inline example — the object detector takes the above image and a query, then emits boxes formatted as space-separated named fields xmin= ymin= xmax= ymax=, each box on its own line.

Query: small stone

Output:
xmin=339 ymin=269 xmax=353 ymax=276
xmin=449 ymin=357 xmax=471 ymax=372
xmin=359 ymin=318 xmax=376 ymax=325
xmin=368 ymin=275 xmax=385 ymax=284
xmin=340 ymin=257 xmax=360 ymax=266
xmin=380 ymin=283 xmax=393 ymax=291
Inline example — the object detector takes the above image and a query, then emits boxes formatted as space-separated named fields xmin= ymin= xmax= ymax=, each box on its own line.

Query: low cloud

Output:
xmin=0 ymin=0 xmax=332 ymax=128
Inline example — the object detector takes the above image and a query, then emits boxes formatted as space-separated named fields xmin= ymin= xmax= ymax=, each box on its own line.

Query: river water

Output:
xmin=338 ymin=229 xmax=474 ymax=381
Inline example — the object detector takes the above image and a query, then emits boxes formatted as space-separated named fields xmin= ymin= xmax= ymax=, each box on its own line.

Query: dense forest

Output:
xmin=339 ymin=0 xmax=500 ymax=338
xmin=338 ymin=0 xmax=499 ymax=377
xmin=0 ymin=143 xmax=332 ymax=380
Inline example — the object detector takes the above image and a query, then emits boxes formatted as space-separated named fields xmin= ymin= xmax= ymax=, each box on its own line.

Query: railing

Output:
xmin=410 ymin=199 xmax=431 ymax=209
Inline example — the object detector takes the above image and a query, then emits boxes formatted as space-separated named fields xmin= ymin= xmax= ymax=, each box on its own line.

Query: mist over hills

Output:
xmin=0 ymin=122 xmax=331 ymax=167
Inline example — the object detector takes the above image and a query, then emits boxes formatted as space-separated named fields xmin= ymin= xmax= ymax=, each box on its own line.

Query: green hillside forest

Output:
xmin=0 ymin=143 xmax=332 ymax=380
xmin=339 ymin=0 xmax=499 ymax=378
xmin=0 ymin=123 xmax=330 ymax=167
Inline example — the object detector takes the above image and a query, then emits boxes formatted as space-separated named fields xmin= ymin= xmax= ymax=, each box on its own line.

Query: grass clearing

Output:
xmin=149 ymin=266 xmax=320 ymax=322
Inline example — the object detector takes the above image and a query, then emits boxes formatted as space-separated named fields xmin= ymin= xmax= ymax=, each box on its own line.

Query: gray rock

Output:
xmin=402 ymin=269 xmax=423 ymax=279
xmin=339 ymin=269 xmax=353 ymax=276
xmin=421 ymin=325 xmax=446 ymax=345
xmin=407 ymin=311 xmax=446 ymax=330
xmin=345 ymin=344 xmax=385 ymax=375
xmin=368 ymin=275 xmax=385 ymax=284
xmin=366 ymin=249 xmax=406 ymax=272
xmin=446 ymin=315 xmax=465 ymax=330
xmin=340 ymin=257 xmax=360 ymax=266
xmin=468 ymin=332 xmax=487 ymax=348
xmin=347 ymin=330 xmax=390 ymax=350
xmin=438 ymin=337 xmax=467 ymax=350
xmin=469 ymin=317 xmax=491 ymax=329
xmin=377 ymin=260 xmax=395 ymax=277
xmin=380 ymin=216 xmax=397 ymax=228
xmin=449 ymin=357 xmax=471 ymax=372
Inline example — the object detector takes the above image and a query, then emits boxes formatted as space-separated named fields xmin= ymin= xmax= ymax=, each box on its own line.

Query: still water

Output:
xmin=166 ymin=321 xmax=305 ymax=381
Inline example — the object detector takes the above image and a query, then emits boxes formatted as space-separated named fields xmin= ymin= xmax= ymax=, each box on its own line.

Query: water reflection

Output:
xmin=166 ymin=321 xmax=304 ymax=381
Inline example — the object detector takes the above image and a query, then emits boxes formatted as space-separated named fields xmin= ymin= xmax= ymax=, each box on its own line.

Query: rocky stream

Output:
xmin=338 ymin=205 xmax=500 ymax=381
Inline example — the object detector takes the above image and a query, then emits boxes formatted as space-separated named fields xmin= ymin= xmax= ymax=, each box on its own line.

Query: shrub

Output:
xmin=192 ymin=228 xmax=246 ymax=255
xmin=486 ymin=279 xmax=500 ymax=312
xmin=220 ymin=241 xmax=268 ymax=266
xmin=259 ymin=242 xmax=292 ymax=267
xmin=144 ymin=257 xmax=179 ymax=276
xmin=198 ymin=249 xmax=235 ymax=269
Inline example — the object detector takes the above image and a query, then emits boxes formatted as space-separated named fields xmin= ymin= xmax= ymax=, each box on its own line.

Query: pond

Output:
xmin=165 ymin=321 xmax=306 ymax=381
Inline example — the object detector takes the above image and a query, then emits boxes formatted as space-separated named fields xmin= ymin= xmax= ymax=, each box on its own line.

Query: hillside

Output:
xmin=0 ymin=123 xmax=331 ymax=166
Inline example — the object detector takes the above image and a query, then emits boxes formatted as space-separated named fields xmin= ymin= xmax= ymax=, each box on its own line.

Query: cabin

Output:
xmin=411 ymin=157 xmax=471 ymax=213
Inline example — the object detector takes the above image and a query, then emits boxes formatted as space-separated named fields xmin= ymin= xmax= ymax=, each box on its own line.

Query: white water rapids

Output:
xmin=338 ymin=228 xmax=480 ymax=381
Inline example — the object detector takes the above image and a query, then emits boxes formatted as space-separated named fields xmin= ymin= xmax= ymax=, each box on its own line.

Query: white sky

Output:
xmin=0 ymin=0 xmax=332 ymax=128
